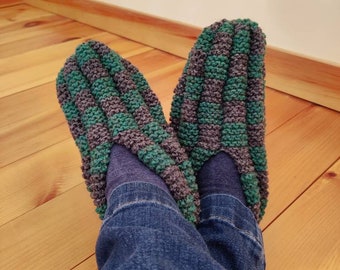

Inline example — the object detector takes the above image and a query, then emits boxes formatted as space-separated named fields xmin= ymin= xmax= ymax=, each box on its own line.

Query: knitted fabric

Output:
xmin=56 ymin=41 xmax=199 ymax=223
xmin=170 ymin=19 xmax=268 ymax=222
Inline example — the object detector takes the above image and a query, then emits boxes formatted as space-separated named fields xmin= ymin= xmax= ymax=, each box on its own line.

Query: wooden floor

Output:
xmin=1 ymin=2 xmax=339 ymax=269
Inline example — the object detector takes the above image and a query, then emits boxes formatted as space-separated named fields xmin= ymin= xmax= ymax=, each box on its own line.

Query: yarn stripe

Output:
xmin=170 ymin=19 xmax=267 ymax=222
xmin=87 ymin=41 xmax=200 ymax=212
xmin=246 ymin=21 xmax=268 ymax=219
xmin=73 ymin=41 xmax=199 ymax=223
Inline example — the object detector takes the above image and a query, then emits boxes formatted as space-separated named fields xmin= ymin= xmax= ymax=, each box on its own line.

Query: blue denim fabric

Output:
xmin=96 ymin=182 xmax=265 ymax=269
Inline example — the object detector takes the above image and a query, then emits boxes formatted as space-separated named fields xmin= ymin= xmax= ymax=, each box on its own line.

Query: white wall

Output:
xmin=99 ymin=0 xmax=340 ymax=65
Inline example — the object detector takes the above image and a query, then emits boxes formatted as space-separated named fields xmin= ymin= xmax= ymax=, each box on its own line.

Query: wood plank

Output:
xmin=261 ymin=106 xmax=340 ymax=228
xmin=266 ymin=47 xmax=340 ymax=112
xmin=0 ymin=109 xmax=70 ymax=167
xmin=0 ymin=20 xmax=100 ymax=57
xmin=265 ymin=88 xmax=311 ymax=134
xmin=23 ymin=0 xmax=200 ymax=58
xmin=264 ymin=159 xmax=340 ymax=269
xmin=126 ymin=49 xmax=185 ymax=75
xmin=0 ymin=13 xmax=69 ymax=35
xmin=73 ymin=255 xmax=97 ymax=270
xmin=23 ymin=0 xmax=340 ymax=111
xmin=0 ymin=32 xmax=153 ymax=98
xmin=0 ymin=4 xmax=50 ymax=27
xmin=0 ymin=82 xmax=58 ymax=128
xmin=0 ymin=184 xmax=101 ymax=270
xmin=0 ymin=31 xmax=118 ymax=75
xmin=0 ymin=139 xmax=82 ymax=225
xmin=0 ymin=0 xmax=22 ymax=8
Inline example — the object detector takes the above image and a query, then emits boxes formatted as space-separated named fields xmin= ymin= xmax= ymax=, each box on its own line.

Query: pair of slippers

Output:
xmin=56 ymin=19 xmax=268 ymax=224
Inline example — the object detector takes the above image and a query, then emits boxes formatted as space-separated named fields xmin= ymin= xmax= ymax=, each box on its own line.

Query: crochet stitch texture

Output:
xmin=170 ymin=19 xmax=268 ymax=221
xmin=56 ymin=41 xmax=199 ymax=223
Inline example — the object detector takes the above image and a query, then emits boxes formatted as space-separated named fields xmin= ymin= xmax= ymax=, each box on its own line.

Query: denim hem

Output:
xmin=103 ymin=182 xmax=180 ymax=223
xmin=199 ymin=194 xmax=263 ymax=248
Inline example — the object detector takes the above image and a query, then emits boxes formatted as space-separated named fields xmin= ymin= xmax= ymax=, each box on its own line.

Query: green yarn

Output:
xmin=137 ymin=144 xmax=175 ymax=175
xmin=221 ymin=123 xmax=248 ymax=147
xmin=250 ymin=147 xmax=267 ymax=172
xmin=75 ymin=43 xmax=99 ymax=66
xmin=231 ymin=29 xmax=250 ymax=55
xmin=92 ymin=77 xmax=119 ymax=101
xmin=178 ymin=122 xmax=199 ymax=147
xmin=240 ymin=173 xmax=261 ymax=206
xmin=121 ymin=90 xmax=145 ymax=112
xmin=108 ymin=112 xmax=138 ymax=136
xmin=204 ymin=55 xmax=229 ymax=80
xmin=197 ymin=102 xmax=222 ymax=125
xmin=141 ymin=122 xmax=170 ymax=143
xmin=81 ymin=106 xmax=107 ymax=130
xmin=246 ymin=101 xmax=264 ymax=125
xmin=149 ymin=105 xmax=167 ymax=125
xmin=224 ymin=77 xmax=247 ymax=101
xmin=62 ymin=101 xmax=79 ymax=121
xmin=75 ymin=135 xmax=90 ymax=157
xmin=185 ymin=76 xmax=204 ymax=101
xmin=102 ymin=52 xmax=124 ymax=74
xmin=195 ymin=28 xmax=216 ymax=52
xmin=170 ymin=19 xmax=268 ymax=222
xmin=90 ymin=142 xmax=112 ymax=174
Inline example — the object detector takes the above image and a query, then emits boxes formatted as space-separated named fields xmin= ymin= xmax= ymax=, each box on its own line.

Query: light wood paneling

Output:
xmin=0 ymin=21 xmax=98 ymax=57
xmin=264 ymin=159 xmax=340 ymax=269
xmin=0 ymin=184 xmax=101 ymax=270
xmin=261 ymin=106 xmax=340 ymax=228
xmin=23 ymin=0 xmax=340 ymax=111
xmin=73 ymin=256 xmax=97 ymax=270
xmin=0 ymin=139 xmax=82 ymax=225
xmin=266 ymin=47 xmax=340 ymax=112
xmin=0 ymin=0 xmax=23 ymax=8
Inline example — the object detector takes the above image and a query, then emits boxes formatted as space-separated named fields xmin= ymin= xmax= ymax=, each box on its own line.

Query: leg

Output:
xmin=197 ymin=194 xmax=265 ymax=270
xmin=56 ymin=40 xmax=200 ymax=222
xmin=196 ymin=153 xmax=265 ymax=269
xmin=96 ymin=145 xmax=225 ymax=269
xmin=170 ymin=19 xmax=268 ymax=268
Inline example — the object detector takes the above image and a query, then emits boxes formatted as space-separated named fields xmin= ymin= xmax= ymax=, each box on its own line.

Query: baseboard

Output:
xmin=23 ymin=0 xmax=340 ymax=111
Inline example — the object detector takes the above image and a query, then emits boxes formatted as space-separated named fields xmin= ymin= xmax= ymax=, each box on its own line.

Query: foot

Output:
xmin=170 ymin=19 xmax=268 ymax=221
xmin=56 ymin=41 xmax=200 ymax=223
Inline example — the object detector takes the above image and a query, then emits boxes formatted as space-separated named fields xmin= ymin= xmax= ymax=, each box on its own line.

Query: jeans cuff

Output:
xmin=200 ymin=194 xmax=263 ymax=247
xmin=103 ymin=182 xmax=180 ymax=222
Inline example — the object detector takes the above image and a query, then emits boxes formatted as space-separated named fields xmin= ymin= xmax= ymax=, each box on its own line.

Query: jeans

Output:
xmin=96 ymin=182 xmax=265 ymax=269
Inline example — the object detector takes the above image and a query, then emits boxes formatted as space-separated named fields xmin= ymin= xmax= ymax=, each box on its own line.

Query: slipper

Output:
xmin=170 ymin=19 xmax=268 ymax=221
xmin=57 ymin=41 xmax=199 ymax=223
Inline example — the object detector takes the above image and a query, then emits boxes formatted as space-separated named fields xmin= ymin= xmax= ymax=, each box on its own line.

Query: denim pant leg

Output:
xmin=96 ymin=182 xmax=225 ymax=270
xmin=197 ymin=194 xmax=266 ymax=270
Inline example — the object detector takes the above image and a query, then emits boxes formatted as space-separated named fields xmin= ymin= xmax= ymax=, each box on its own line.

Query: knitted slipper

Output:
xmin=57 ymin=41 xmax=199 ymax=223
xmin=79 ymin=41 xmax=200 ymax=220
xmin=170 ymin=19 xmax=268 ymax=221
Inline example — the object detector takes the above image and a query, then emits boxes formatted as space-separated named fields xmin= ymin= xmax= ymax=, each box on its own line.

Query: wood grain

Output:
xmin=0 ymin=82 xmax=58 ymax=128
xmin=264 ymin=159 xmax=340 ymax=269
xmin=261 ymin=105 xmax=340 ymax=228
xmin=0 ymin=32 xmax=153 ymax=98
xmin=23 ymin=0 xmax=200 ymax=58
xmin=266 ymin=47 xmax=340 ymax=112
xmin=73 ymin=256 xmax=97 ymax=270
xmin=0 ymin=20 xmax=99 ymax=57
xmin=0 ymin=108 xmax=71 ymax=167
xmin=0 ymin=4 xmax=50 ymax=27
xmin=0 ymin=184 xmax=101 ymax=270
xmin=0 ymin=139 xmax=82 ymax=225
xmin=265 ymin=88 xmax=311 ymax=134
xmin=0 ymin=0 xmax=23 ymax=8
xmin=23 ymin=0 xmax=340 ymax=112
